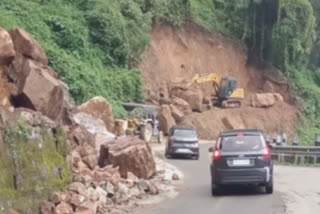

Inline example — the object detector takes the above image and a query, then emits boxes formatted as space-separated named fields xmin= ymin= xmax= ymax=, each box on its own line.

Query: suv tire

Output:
xmin=211 ymin=184 xmax=220 ymax=196
xmin=266 ymin=178 xmax=273 ymax=194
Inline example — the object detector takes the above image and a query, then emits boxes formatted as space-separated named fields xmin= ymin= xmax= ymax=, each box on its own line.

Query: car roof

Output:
xmin=219 ymin=129 xmax=264 ymax=137
xmin=171 ymin=125 xmax=195 ymax=130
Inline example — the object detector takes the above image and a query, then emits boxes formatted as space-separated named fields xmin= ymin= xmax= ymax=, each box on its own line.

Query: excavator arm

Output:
xmin=187 ymin=73 xmax=221 ymax=93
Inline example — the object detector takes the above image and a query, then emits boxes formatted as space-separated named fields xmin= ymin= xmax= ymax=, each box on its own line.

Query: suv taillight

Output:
xmin=213 ymin=149 xmax=221 ymax=161
xmin=263 ymin=147 xmax=271 ymax=159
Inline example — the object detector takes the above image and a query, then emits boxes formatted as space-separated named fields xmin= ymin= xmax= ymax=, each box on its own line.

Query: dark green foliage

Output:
xmin=0 ymin=120 xmax=72 ymax=213
xmin=1 ymin=0 xmax=320 ymax=142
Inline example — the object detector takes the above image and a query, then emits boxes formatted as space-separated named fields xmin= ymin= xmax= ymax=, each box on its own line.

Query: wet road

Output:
xmin=140 ymin=144 xmax=286 ymax=214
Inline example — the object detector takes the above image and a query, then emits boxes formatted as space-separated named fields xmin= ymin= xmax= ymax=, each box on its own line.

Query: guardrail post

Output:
xmin=294 ymin=155 xmax=304 ymax=165
xmin=312 ymin=155 xmax=317 ymax=164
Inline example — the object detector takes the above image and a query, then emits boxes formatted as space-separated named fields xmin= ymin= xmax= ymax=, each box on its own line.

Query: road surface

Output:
xmin=138 ymin=143 xmax=320 ymax=214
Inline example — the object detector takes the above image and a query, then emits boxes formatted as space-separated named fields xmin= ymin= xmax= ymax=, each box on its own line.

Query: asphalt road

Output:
xmin=140 ymin=144 xmax=286 ymax=214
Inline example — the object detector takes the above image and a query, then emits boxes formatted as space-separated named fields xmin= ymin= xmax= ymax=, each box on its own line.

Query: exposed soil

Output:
xmin=139 ymin=24 xmax=298 ymax=139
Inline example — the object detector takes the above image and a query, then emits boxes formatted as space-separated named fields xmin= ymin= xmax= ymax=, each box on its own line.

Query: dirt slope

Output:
xmin=139 ymin=24 xmax=297 ymax=139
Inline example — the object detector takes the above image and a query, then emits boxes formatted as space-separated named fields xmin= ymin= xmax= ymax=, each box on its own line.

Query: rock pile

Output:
xmin=39 ymin=135 xmax=158 ymax=214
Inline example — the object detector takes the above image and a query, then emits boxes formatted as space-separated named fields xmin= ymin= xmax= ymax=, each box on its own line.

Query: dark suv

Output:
xmin=165 ymin=126 xmax=199 ymax=160
xmin=210 ymin=129 xmax=273 ymax=195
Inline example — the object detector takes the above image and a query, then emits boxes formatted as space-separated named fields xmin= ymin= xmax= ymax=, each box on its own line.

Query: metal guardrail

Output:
xmin=271 ymin=145 xmax=320 ymax=165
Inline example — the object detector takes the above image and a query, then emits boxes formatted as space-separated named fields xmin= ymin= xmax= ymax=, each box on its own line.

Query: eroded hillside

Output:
xmin=139 ymin=24 xmax=298 ymax=139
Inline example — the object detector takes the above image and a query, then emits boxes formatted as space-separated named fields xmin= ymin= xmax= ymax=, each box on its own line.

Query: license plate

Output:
xmin=176 ymin=148 xmax=192 ymax=154
xmin=233 ymin=159 xmax=250 ymax=166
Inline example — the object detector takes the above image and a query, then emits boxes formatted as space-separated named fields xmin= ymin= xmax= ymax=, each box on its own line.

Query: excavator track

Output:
xmin=212 ymin=97 xmax=242 ymax=108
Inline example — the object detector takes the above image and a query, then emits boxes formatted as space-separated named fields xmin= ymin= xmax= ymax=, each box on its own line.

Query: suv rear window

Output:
xmin=219 ymin=135 xmax=265 ymax=152
xmin=173 ymin=129 xmax=197 ymax=138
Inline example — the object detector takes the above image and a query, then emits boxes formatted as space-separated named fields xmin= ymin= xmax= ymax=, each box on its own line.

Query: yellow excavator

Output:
xmin=187 ymin=73 xmax=244 ymax=108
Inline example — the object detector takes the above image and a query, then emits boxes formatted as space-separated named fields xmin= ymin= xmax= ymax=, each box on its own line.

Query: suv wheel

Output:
xmin=211 ymin=184 xmax=220 ymax=196
xmin=165 ymin=150 xmax=171 ymax=159
xmin=266 ymin=179 xmax=273 ymax=194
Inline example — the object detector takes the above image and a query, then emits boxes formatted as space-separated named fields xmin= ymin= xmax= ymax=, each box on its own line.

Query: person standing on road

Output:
xmin=282 ymin=133 xmax=287 ymax=145
xmin=292 ymin=135 xmax=299 ymax=146
xmin=276 ymin=134 xmax=282 ymax=146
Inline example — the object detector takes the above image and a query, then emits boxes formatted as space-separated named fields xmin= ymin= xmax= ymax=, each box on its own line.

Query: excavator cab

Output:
xmin=218 ymin=77 xmax=238 ymax=100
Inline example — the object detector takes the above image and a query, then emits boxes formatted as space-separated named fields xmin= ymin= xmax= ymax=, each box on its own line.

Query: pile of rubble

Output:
xmin=155 ymin=83 xmax=286 ymax=135
xmin=38 ymin=129 xmax=179 ymax=214
xmin=41 ymin=166 xmax=160 ymax=214
xmin=0 ymin=26 xmax=182 ymax=214
xmin=156 ymin=85 xmax=203 ymax=134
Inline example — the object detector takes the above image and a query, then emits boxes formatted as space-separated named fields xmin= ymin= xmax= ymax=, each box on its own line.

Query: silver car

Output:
xmin=165 ymin=126 xmax=199 ymax=160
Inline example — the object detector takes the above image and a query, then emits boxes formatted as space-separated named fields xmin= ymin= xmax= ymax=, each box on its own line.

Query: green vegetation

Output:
xmin=0 ymin=119 xmax=72 ymax=213
xmin=1 ymin=0 xmax=320 ymax=143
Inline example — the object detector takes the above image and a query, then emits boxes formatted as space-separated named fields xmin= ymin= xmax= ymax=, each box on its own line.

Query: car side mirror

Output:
xmin=208 ymin=147 xmax=213 ymax=152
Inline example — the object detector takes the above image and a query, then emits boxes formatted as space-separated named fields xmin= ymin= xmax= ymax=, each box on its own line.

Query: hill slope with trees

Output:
xmin=1 ymin=0 xmax=320 ymax=143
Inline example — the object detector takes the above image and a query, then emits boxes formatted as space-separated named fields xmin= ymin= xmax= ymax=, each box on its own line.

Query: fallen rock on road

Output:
xmin=105 ymin=136 xmax=156 ymax=179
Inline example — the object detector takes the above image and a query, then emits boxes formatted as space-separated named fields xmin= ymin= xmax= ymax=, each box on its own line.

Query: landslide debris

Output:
xmin=139 ymin=24 xmax=298 ymax=138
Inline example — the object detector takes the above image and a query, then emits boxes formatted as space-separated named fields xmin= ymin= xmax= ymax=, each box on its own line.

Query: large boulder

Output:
xmin=170 ymin=104 xmax=184 ymax=123
xmin=73 ymin=112 xmax=115 ymax=159
xmin=158 ymin=105 xmax=176 ymax=135
xmin=0 ymin=27 xmax=15 ymax=65
xmin=67 ymin=124 xmax=95 ymax=148
xmin=78 ymin=96 xmax=114 ymax=132
xmin=9 ymin=28 xmax=48 ymax=65
xmin=105 ymin=136 xmax=156 ymax=179
xmin=251 ymin=93 xmax=283 ymax=108
xmin=11 ymin=58 xmax=64 ymax=120
xmin=180 ymin=89 xmax=203 ymax=112
xmin=171 ymin=96 xmax=191 ymax=114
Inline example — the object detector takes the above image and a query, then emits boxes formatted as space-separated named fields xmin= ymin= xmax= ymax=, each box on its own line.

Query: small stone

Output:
xmin=148 ymin=182 xmax=159 ymax=195
xmin=127 ymin=172 xmax=139 ymax=183
xmin=75 ymin=201 xmax=98 ymax=214
xmin=68 ymin=182 xmax=86 ymax=195
xmin=55 ymin=201 xmax=73 ymax=214
xmin=117 ymin=183 xmax=129 ymax=199
xmin=83 ymin=187 xmax=99 ymax=202
xmin=128 ymin=186 xmax=142 ymax=199
xmin=111 ymin=172 xmax=121 ymax=187
xmin=103 ymin=182 xmax=115 ymax=197
xmin=137 ymin=180 xmax=149 ymax=192
xmin=172 ymin=173 xmax=180 ymax=180
xmin=50 ymin=191 xmax=69 ymax=205
xmin=96 ymin=186 xmax=107 ymax=204
xmin=68 ymin=192 xmax=86 ymax=207
xmin=40 ymin=201 xmax=55 ymax=214
xmin=82 ymin=154 xmax=98 ymax=170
